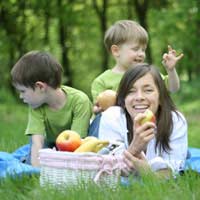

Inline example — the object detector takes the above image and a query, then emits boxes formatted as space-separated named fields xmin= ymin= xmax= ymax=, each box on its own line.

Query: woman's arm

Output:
xmin=146 ymin=111 xmax=188 ymax=174
xmin=123 ymin=150 xmax=172 ymax=178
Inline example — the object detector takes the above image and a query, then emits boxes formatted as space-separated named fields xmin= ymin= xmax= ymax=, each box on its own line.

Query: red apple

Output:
xmin=96 ymin=90 xmax=117 ymax=111
xmin=56 ymin=130 xmax=81 ymax=152
xmin=140 ymin=109 xmax=156 ymax=125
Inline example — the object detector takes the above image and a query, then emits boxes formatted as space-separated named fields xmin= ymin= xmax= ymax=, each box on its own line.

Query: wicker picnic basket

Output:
xmin=39 ymin=148 xmax=125 ymax=188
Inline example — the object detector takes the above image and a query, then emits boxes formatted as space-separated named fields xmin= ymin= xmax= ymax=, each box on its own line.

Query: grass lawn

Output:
xmin=0 ymin=79 xmax=199 ymax=199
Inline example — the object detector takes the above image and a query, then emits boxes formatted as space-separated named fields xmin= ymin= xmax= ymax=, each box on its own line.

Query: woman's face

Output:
xmin=124 ymin=73 xmax=159 ymax=120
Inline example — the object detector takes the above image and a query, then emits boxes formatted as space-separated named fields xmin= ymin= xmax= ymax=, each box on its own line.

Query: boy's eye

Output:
xmin=18 ymin=90 xmax=25 ymax=93
xmin=132 ymin=47 xmax=139 ymax=51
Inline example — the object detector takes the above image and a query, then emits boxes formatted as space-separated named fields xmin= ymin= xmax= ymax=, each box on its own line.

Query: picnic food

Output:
xmin=140 ymin=109 xmax=156 ymax=125
xmin=96 ymin=90 xmax=117 ymax=111
xmin=74 ymin=137 xmax=109 ymax=153
xmin=81 ymin=136 xmax=98 ymax=145
xmin=56 ymin=130 xmax=81 ymax=152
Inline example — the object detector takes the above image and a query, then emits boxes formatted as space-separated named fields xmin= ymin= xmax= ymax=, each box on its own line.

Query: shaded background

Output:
xmin=0 ymin=0 xmax=199 ymax=100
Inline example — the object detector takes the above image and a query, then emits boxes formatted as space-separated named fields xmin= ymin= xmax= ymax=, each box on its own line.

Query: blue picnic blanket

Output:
xmin=185 ymin=147 xmax=200 ymax=172
xmin=0 ymin=145 xmax=199 ymax=179
xmin=0 ymin=144 xmax=40 ymax=178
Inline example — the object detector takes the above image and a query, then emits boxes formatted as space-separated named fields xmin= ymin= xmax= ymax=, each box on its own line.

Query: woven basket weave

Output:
xmin=39 ymin=149 xmax=125 ymax=188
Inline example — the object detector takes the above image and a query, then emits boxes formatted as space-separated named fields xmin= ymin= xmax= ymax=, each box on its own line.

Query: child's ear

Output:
xmin=35 ymin=81 xmax=47 ymax=91
xmin=111 ymin=45 xmax=120 ymax=57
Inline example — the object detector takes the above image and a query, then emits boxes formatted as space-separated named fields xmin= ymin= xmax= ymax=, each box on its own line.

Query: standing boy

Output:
xmin=91 ymin=20 xmax=183 ymax=114
xmin=11 ymin=51 xmax=92 ymax=167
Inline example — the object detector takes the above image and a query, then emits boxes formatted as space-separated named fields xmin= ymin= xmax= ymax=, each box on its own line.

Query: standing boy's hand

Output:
xmin=162 ymin=45 xmax=184 ymax=71
xmin=93 ymin=103 xmax=103 ymax=114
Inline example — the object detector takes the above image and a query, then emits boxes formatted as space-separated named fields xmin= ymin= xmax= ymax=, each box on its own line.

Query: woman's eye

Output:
xmin=128 ymin=90 xmax=136 ymax=94
xmin=145 ymin=89 xmax=153 ymax=93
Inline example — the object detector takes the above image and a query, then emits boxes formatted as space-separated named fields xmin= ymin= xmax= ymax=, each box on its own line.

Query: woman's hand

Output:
xmin=123 ymin=150 xmax=151 ymax=175
xmin=128 ymin=113 xmax=156 ymax=156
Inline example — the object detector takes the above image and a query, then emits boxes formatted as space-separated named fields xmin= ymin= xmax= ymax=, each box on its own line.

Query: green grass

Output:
xmin=172 ymin=79 xmax=200 ymax=148
xmin=0 ymin=171 xmax=199 ymax=199
xmin=0 ymin=78 xmax=199 ymax=199
xmin=0 ymin=103 xmax=28 ymax=152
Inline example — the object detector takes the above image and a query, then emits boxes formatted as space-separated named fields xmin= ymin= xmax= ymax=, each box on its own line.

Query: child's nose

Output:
xmin=138 ymin=49 xmax=145 ymax=57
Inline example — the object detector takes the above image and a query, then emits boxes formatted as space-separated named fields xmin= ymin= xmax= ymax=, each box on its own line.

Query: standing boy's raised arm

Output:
xmin=162 ymin=45 xmax=184 ymax=93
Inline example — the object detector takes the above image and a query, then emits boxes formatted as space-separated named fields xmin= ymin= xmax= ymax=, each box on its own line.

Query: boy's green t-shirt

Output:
xmin=91 ymin=69 xmax=168 ymax=103
xmin=25 ymin=86 xmax=92 ymax=146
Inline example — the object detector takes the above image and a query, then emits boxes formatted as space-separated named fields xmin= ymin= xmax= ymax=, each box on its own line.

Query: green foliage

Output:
xmin=149 ymin=0 xmax=200 ymax=80
xmin=1 ymin=0 xmax=199 ymax=98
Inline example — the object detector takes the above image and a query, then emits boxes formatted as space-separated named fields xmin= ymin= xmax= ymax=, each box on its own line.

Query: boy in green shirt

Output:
xmin=11 ymin=51 xmax=92 ymax=167
xmin=91 ymin=20 xmax=183 ymax=114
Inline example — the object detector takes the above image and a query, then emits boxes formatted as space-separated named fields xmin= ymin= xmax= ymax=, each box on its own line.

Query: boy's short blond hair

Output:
xmin=104 ymin=20 xmax=148 ymax=52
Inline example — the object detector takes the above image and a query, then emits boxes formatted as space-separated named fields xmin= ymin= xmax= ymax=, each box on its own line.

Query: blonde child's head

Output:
xmin=104 ymin=20 xmax=148 ymax=53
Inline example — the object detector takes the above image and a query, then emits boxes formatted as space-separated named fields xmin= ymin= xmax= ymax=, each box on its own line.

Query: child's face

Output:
xmin=116 ymin=41 xmax=146 ymax=69
xmin=15 ymin=84 xmax=46 ymax=109
xmin=124 ymin=73 xmax=159 ymax=120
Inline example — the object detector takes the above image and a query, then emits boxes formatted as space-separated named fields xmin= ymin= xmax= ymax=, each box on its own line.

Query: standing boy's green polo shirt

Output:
xmin=91 ymin=70 xmax=123 ymax=103
xmin=91 ymin=69 xmax=168 ymax=104
xmin=25 ymin=86 xmax=92 ymax=146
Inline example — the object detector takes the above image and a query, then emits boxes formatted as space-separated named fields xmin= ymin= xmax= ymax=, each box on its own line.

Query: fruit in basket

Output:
xmin=140 ymin=109 xmax=156 ymax=125
xmin=74 ymin=138 xmax=109 ymax=153
xmin=56 ymin=130 xmax=81 ymax=152
xmin=81 ymin=136 xmax=98 ymax=144
xmin=96 ymin=90 xmax=117 ymax=111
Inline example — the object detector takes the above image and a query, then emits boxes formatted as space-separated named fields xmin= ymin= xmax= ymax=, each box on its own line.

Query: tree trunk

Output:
xmin=127 ymin=0 xmax=134 ymax=19
xmin=44 ymin=8 xmax=50 ymax=44
xmin=57 ymin=0 xmax=72 ymax=86
xmin=92 ymin=0 xmax=108 ymax=72
xmin=194 ymin=0 xmax=200 ymax=79
xmin=133 ymin=0 xmax=152 ymax=63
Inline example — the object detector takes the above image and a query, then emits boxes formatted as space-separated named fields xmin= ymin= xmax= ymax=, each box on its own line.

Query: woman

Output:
xmin=98 ymin=63 xmax=188 ymax=177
